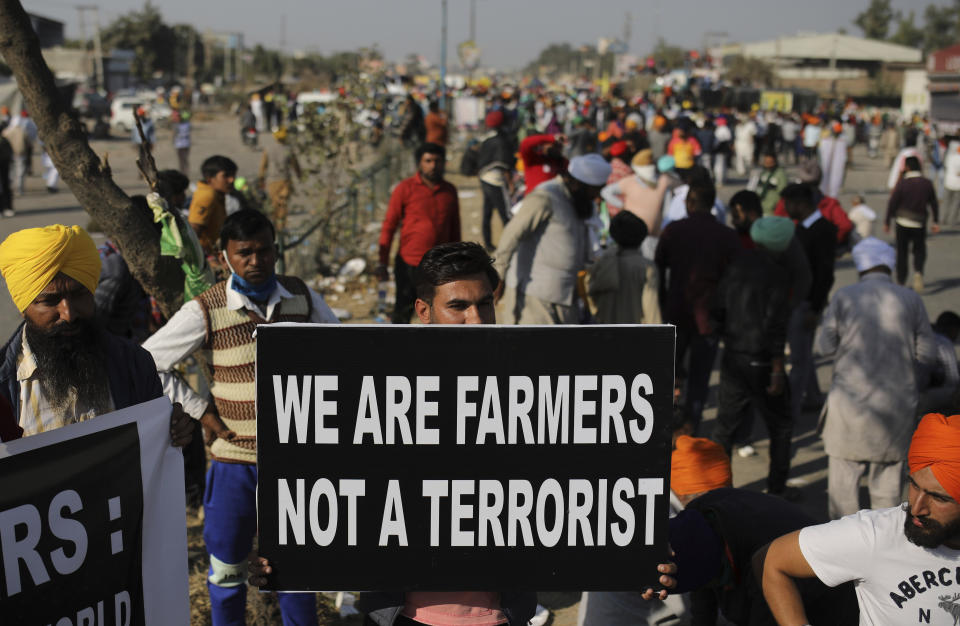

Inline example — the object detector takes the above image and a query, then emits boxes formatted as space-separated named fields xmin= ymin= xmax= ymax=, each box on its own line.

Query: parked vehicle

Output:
xmin=71 ymin=90 xmax=109 ymax=119
xmin=109 ymin=96 xmax=144 ymax=133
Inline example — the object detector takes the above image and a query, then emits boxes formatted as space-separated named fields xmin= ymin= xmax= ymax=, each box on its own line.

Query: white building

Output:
xmin=711 ymin=33 xmax=922 ymax=96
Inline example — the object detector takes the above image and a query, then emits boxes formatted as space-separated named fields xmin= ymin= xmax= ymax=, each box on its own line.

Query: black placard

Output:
xmin=0 ymin=423 xmax=145 ymax=625
xmin=256 ymin=325 xmax=674 ymax=591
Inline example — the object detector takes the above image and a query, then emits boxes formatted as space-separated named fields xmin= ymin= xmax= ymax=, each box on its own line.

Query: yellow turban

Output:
xmin=0 ymin=225 xmax=101 ymax=312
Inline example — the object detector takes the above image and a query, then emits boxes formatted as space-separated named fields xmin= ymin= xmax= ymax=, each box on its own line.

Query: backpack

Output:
xmin=459 ymin=139 xmax=482 ymax=176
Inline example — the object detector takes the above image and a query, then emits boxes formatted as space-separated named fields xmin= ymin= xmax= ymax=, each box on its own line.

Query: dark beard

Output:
xmin=24 ymin=318 xmax=111 ymax=417
xmin=903 ymin=504 xmax=960 ymax=549
xmin=572 ymin=190 xmax=596 ymax=219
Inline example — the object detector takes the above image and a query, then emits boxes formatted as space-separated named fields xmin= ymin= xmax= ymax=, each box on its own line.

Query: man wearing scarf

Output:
xmin=143 ymin=209 xmax=338 ymax=625
xmin=0 ymin=224 xmax=193 ymax=446
xmin=763 ymin=413 xmax=960 ymax=625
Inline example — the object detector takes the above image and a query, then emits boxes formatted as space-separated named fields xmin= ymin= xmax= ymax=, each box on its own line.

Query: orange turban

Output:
xmin=671 ymin=435 xmax=732 ymax=496
xmin=909 ymin=414 xmax=960 ymax=502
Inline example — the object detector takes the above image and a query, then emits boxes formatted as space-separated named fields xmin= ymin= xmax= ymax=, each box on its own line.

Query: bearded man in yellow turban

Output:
xmin=0 ymin=224 xmax=192 ymax=444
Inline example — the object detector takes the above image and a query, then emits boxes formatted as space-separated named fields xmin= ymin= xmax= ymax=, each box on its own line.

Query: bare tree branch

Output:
xmin=0 ymin=0 xmax=185 ymax=317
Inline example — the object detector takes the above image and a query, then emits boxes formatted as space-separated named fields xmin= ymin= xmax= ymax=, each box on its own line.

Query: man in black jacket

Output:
xmin=670 ymin=488 xmax=858 ymax=625
xmin=711 ymin=216 xmax=795 ymax=497
xmin=649 ymin=439 xmax=858 ymax=625
xmin=884 ymin=155 xmax=940 ymax=290
xmin=782 ymin=183 xmax=837 ymax=421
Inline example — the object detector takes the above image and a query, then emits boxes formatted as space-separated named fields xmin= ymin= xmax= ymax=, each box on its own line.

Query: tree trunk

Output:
xmin=0 ymin=0 xmax=185 ymax=317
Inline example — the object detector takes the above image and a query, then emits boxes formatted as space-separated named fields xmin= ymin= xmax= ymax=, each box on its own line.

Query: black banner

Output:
xmin=0 ymin=423 xmax=145 ymax=625
xmin=256 ymin=325 xmax=675 ymax=591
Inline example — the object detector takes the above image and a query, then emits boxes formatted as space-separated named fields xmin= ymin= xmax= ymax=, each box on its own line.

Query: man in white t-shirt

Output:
xmin=761 ymin=413 xmax=960 ymax=625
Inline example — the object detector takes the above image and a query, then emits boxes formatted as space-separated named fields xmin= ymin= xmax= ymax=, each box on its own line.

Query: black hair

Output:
xmin=687 ymin=180 xmax=716 ymax=213
xmin=905 ymin=156 xmax=922 ymax=172
xmin=609 ymin=211 xmax=648 ymax=249
xmin=129 ymin=194 xmax=162 ymax=235
xmin=934 ymin=311 xmax=960 ymax=338
xmin=730 ymin=189 xmax=762 ymax=217
xmin=681 ymin=164 xmax=712 ymax=186
xmin=428 ymin=100 xmax=439 ymax=113
xmin=157 ymin=169 xmax=190 ymax=205
xmin=201 ymin=155 xmax=238 ymax=181
xmin=415 ymin=142 xmax=446 ymax=164
xmin=414 ymin=241 xmax=500 ymax=303
xmin=780 ymin=183 xmax=815 ymax=209
xmin=219 ymin=209 xmax=276 ymax=250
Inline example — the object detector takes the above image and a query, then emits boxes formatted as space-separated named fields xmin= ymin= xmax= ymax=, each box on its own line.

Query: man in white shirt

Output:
xmin=762 ymin=413 xmax=960 ymax=626
xmin=143 ymin=209 xmax=337 ymax=626
xmin=734 ymin=115 xmax=756 ymax=176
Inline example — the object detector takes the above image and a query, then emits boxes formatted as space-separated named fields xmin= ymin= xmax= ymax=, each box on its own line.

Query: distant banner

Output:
xmin=0 ymin=398 xmax=189 ymax=625
xmin=760 ymin=91 xmax=794 ymax=112
xmin=257 ymin=325 xmax=675 ymax=591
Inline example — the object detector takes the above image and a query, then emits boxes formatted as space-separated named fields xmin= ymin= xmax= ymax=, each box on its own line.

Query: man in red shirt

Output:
xmin=377 ymin=143 xmax=461 ymax=323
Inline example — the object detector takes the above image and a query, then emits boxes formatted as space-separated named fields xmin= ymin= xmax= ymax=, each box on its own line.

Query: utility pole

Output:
xmin=440 ymin=0 xmax=447 ymax=110
xmin=76 ymin=5 xmax=105 ymax=92
xmin=187 ymin=33 xmax=195 ymax=91
xmin=624 ymin=11 xmax=631 ymax=51
xmin=280 ymin=14 xmax=287 ymax=79
xmin=75 ymin=6 xmax=89 ymax=83
xmin=469 ymin=0 xmax=476 ymax=42
xmin=223 ymin=37 xmax=230 ymax=84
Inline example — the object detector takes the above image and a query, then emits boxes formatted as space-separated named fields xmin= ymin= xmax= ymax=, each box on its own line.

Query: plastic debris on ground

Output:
xmin=338 ymin=257 xmax=367 ymax=279
xmin=330 ymin=307 xmax=352 ymax=321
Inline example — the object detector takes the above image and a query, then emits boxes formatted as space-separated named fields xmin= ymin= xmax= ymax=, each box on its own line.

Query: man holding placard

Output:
xmin=250 ymin=241 xmax=678 ymax=623
xmin=252 ymin=242 xmax=539 ymax=625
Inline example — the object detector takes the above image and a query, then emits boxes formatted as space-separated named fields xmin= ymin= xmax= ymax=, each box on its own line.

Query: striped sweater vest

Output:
xmin=196 ymin=276 xmax=312 ymax=464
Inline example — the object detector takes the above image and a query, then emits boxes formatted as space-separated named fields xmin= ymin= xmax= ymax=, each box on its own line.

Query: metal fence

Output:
xmin=275 ymin=142 xmax=414 ymax=275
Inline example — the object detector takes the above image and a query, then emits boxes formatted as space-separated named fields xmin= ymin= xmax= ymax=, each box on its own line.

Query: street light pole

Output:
xmin=470 ymin=0 xmax=476 ymax=43
xmin=440 ymin=0 xmax=447 ymax=110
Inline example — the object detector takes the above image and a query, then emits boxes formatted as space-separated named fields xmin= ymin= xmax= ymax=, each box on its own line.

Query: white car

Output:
xmin=109 ymin=96 xmax=144 ymax=133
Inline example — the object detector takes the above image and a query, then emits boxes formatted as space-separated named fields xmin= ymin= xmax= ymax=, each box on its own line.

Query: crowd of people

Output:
xmin=0 ymin=78 xmax=959 ymax=625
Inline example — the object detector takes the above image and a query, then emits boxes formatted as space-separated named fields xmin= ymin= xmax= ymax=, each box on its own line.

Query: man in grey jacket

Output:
xmin=493 ymin=153 xmax=610 ymax=325
xmin=816 ymin=237 xmax=938 ymax=518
